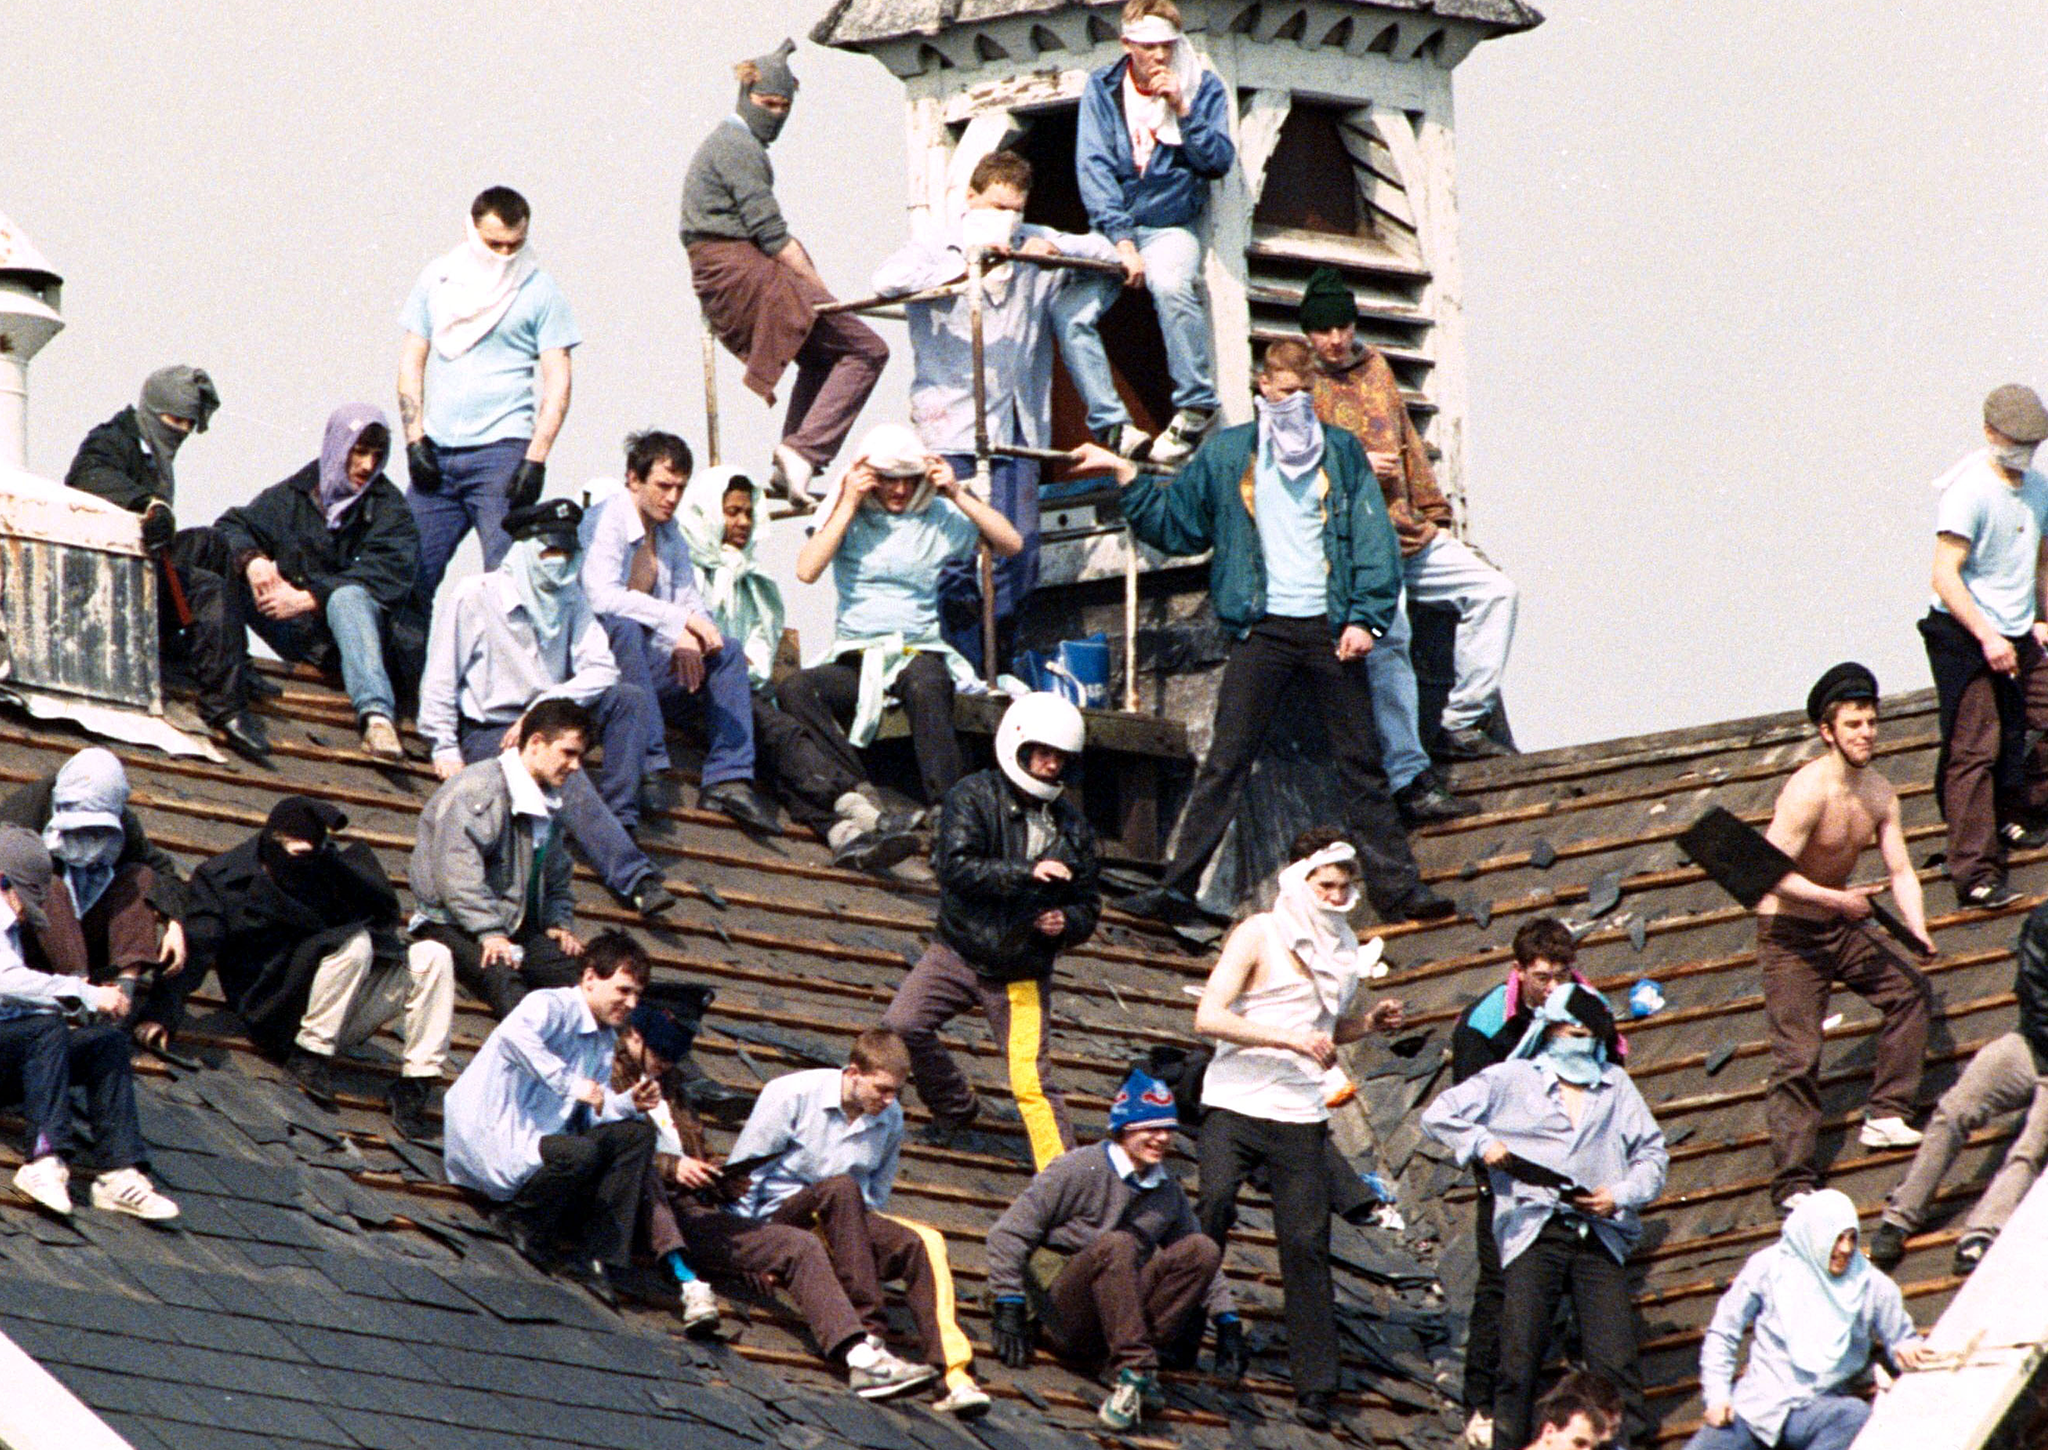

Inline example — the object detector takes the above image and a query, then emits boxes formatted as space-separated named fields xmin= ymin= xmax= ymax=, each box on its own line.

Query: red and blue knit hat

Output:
xmin=1108 ymin=1067 xmax=1179 ymax=1135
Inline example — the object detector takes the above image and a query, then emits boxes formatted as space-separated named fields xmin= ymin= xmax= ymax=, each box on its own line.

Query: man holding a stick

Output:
xmin=1758 ymin=663 xmax=1936 ymax=1212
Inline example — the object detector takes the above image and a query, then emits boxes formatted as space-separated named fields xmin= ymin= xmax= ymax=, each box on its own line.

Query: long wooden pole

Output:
xmin=700 ymin=329 xmax=721 ymax=466
xmin=968 ymin=249 xmax=998 ymax=688
xmin=1123 ymin=523 xmax=1140 ymax=712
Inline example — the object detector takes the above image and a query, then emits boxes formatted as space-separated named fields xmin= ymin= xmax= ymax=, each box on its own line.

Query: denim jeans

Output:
xmin=0 ymin=1016 xmax=147 ymax=1170
xmin=1050 ymin=224 xmax=1218 ymax=433
xmin=600 ymin=614 xmax=756 ymax=788
xmin=1682 ymin=1396 xmax=1871 ymax=1450
xmin=408 ymin=436 xmax=528 ymax=610
xmin=246 ymin=582 xmax=397 ymax=723
xmin=1365 ymin=590 xmax=1433 ymax=793
xmin=457 ymin=686 xmax=660 ymax=899
xmin=936 ymin=452 xmax=1038 ymax=674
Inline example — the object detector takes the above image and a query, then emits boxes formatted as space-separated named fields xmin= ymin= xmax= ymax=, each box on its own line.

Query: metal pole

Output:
xmin=814 ymin=282 xmax=964 ymax=316
xmin=700 ymin=329 xmax=721 ymax=466
xmin=969 ymin=248 xmax=998 ymax=688
xmin=1123 ymin=523 xmax=1140 ymax=713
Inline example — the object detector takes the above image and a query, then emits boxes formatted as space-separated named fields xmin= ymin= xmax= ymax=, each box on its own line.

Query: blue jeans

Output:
xmin=1051 ymin=224 xmax=1218 ymax=433
xmin=246 ymin=583 xmax=398 ymax=723
xmin=600 ymin=615 xmax=756 ymax=788
xmin=1365 ymin=590 xmax=1432 ymax=794
xmin=1683 ymin=1396 xmax=1871 ymax=1450
xmin=936 ymin=453 xmax=1039 ymax=673
xmin=408 ymin=436 xmax=528 ymax=610
xmin=457 ymin=686 xmax=660 ymax=898
xmin=0 ymin=1016 xmax=147 ymax=1170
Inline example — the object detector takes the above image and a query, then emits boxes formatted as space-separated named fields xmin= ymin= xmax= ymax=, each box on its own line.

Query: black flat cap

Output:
xmin=505 ymin=498 xmax=582 ymax=545
xmin=1806 ymin=661 xmax=1878 ymax=724
xmin=1985 ymin=384 xmax=2048 ymax=444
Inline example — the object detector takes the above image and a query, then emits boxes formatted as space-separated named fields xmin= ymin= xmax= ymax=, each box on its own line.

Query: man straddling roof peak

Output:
xmin=682 ymin=38 xmax=888 ymax=508
xmin=1759 ymin=663 xmax=1935 ymax=1212
xmin=1921 ymin=382 xmax=2048 ymax=910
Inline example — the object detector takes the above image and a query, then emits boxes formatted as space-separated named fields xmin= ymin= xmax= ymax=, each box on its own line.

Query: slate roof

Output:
xmin=811 ymin=0 xmax=1543 ymax=52
xmin=0 ymin=670 xmax=2028 ymax=1449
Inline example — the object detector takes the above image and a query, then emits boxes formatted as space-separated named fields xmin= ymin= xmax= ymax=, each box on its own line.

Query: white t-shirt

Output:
xmin=1932 ymin=449 xmax=2048 ymax=637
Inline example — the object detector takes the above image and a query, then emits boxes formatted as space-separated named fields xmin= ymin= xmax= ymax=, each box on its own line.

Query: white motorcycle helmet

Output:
xmin=997 ymin=692 xmax=1086 ymax=802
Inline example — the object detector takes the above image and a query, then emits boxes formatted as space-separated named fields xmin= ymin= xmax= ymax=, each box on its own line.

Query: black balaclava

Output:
xmin=737 ymin=39 xmax=798 ymax=144
xmin=258 ymin=796 xmax=349 ymax=913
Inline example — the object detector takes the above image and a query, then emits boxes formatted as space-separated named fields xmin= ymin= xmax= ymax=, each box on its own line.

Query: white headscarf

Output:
xmin=43 ymin=748 xmax=129 ymax=918
xmin=1120 ymin=15 xmax=1209 ymax=173
xmin=849 ymin=423 xmax=936 ymax=514
xmin=1257 ymin=390 xmax=1325 ymax=478
xmin=678 ymin=466 xmax=784 ymax=688
xmin=426 ymin=217 xmax=539 ymax=360
xmin=1269 ymin=841 xmax=1372 ymax=1016
xmin=1770 ymin=1189 xmax=1871 ymax=1381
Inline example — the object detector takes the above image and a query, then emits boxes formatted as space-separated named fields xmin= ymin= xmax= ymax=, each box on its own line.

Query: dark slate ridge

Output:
xmin=812 ymin=0 xmax=1544 ymax=49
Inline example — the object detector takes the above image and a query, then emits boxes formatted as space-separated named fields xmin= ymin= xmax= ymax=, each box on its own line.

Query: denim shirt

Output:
xmin=1420 ymin=1058 xmax=1668 ymax=1266
xmin=1701 ymin=1246 xmax=1920 ymax=1444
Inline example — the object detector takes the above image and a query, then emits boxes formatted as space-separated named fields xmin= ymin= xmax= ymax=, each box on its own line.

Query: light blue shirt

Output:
xmin=1253 ymin=447 xmax=1329 ymax=618
xmin=1420 ymin=1058 xmax=1668 ymax=1268
xmin=831 ymin=499 xmax=981 ymax=643
xmin=417 ymin=568 xmax=619 ymax=764
xmin=400 ymin=267 xmax=580 ymax=449
xmin=0 ymin=900 xmax=89 ymax=1023
xmin=441 ymin=986 xmax=641 ymax=1200
xmin=1933 ymin=450 xmax=2048 ymax=637
xmin=726 ymin=1067 xmax=903 ymax=1221
xmin=1701 ymin=1245 xmax=1919 ymax=1444
xmin=872 ymin=223 xmax=1118 ymax=453
xmin=579 ymin=490 xmax=709 ymax=657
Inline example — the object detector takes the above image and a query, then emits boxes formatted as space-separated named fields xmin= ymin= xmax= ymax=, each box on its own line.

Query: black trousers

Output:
xmin=1466 ymin=1188 xmax=1504 ymax=1412
xmin=1160 ymin=615 xmax=1421 ymax=912
xmin=776 ymin=651 xmax=964 ymax=807
xmin=417 ymin=922 xmax=579 ymax=1020
xmin=1197 ymin=1107 xmax=1338 ymax=1397
xmin=160 ymin=527 xmax=253 ymax=724
xmin=751 ymin=692 xmax=859 ymax=835
xmin=0 ymin=1017 xmax=148 ymax=1170
xmin=1493 ymin=1215 xmax=1643 ymax=1450
xmin=506 ymin=1117 xmax=657 ymax=1266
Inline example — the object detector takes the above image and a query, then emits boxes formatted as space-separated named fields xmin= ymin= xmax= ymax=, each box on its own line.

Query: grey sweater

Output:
xmin=986 ymin=1141 xmax=1234 ymax=1316
xmin=679 ymin=116 xmax=789 ymax=253
xmin=410 ymin=758 xmax=573 ymax=938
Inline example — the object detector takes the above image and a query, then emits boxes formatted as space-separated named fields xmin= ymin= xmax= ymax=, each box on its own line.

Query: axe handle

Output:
xmin=155 ymin=550 xmax=194 ymax=628
xmin=1866 ymin=900 xmax=1935 ymax=959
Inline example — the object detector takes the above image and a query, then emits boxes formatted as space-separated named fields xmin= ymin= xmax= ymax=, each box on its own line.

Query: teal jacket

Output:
xmin=1120 ymin=421 xmax=1403 ymax=639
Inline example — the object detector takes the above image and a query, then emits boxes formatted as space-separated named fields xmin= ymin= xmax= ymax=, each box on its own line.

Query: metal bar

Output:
xmin=985 ymin=247 xmax=1128 ymax=278
xmin=814 ymin=283 xmax=963 ymax=316
xmin=990 ymin=443 xmax=1177 ymax=477
xmin=1123 ymin=523 xmax=1141 ymax=713
xmin=700 ymin=329 xmax=721 ymax=466
xmin=968 ymin=249 xmax=997 ymax=688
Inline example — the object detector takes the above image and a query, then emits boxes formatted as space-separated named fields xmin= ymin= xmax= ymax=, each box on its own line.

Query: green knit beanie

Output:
xmin=1298 ymin=267 xmax=1357 ymax=332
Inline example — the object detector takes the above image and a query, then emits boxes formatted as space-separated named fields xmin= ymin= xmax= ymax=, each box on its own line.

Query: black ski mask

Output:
xmin=258 ymin=796 xmax=349 ymax=910
xmin=736 ymin=38 xmax=798 ymax=144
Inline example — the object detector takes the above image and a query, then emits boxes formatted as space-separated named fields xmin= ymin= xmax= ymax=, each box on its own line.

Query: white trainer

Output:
xmin=845 ymin=1335 xmax=939 ymax=1400
xmin=13 ymin=1155 xmax=71 ymax=1215
xmin=1860 ymin=1116 xmax=1924 ymax=1150
xmin=91 ymin=1167 xmax=179 ymax=1222
xmin=679 ymin=1279 xmax=720 ymax=1336
xmin=932 ymin=1382 xmax=992 ymax=1418
xmin=1464 ymin=1410 xmax=1495 ymax=1449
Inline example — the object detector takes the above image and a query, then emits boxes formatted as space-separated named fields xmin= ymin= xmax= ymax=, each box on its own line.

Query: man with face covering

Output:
xmin=681 ymin=39 xmax=889 ymax=507
xmin=1193 ymin=828 xmax=1408 ymax=1430
xmin=676 ymin=464 xmax=921 ymax=871
xmin=1071 ymin=340 xmax=1451 ymax=925
xmin=418 ymin=500 xmax=677 ymax=919
xmin=1422 ymin=983 xmax=1669 ymax=1450
xmin=882 ymin=693 xmax=1100 ymax=1172
xmin=214 ymin=405 xmax=423 ymax=758
xmin=64 ymin=366 xmax=269 ymax=760
xmin=870 ymin=150 xmax=1118 ymax=673
xmin=780 ymin=424 xmax=1023 ymax=809
xmin=0 ymin=749 xmax=193 ymax=1059
xmin=399 ymin=186 xmax=580 ymax=610
xmin=183 ymin=797 xmax=453 ymax=1141
xmin=1688 ymin=1190 xmax=1925 ymax=1450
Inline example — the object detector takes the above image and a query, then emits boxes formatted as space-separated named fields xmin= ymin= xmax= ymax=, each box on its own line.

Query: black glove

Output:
xmin=406 ymin=439 xmax=442 ymax=494
xmin=1212 ymin=1316 xmax=1249 ymax=1384
xmin=991 ymin=1297 xmax=1033 ymax=1369
xmin=506 ymin=458 xmax=546 ymax=510
xmin=140 ymin=502 xmax=176 ymax=551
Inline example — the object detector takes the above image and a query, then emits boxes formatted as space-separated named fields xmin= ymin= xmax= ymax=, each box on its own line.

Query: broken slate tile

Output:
xmin=1527 ymin=838 xmax=1557 ymax=870
xmin=1704 ymin=1043 xmax=1738 ymax=1077
xmin=1585 ymin=872 xmax=1622 ymax=918
xmin=1469 ymin=899 xmax=1493 ymax=930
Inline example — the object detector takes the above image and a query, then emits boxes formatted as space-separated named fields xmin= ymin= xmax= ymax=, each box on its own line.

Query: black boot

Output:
xmin=285 ymin=1048 xmax=337 ymax=1109
xmin=386 ymin=1077 xmax=436 ymax=1143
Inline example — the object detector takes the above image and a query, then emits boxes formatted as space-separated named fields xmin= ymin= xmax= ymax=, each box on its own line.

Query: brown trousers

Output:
xmin=1042 ymin=1231 xmax=1221 ymax=1373
xmin=665 ymin=1174 xmax=943 ymax=1367
xmin=1761 ymin=913 xmax=1933 ymax=1201
xmin=1941 ymin=633 xmax=2048 ymax=889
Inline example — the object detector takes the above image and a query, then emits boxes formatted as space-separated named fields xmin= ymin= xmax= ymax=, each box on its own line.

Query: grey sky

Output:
xmin=6 ymin=2 xmax=2044 ymax=749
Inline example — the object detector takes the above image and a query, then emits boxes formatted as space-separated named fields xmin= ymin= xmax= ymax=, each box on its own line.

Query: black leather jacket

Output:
xmin=932 ymin=768 xmax=1101 ymax=982
xmin=2017 ymin=902 xmax=2048 ymax=1072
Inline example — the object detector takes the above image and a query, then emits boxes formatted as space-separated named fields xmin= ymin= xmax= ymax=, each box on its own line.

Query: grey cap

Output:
xmin=1985 ymin=384 xmax=2048 ymax=444
xmin=0 ymin=824 xmax=53 ymax=932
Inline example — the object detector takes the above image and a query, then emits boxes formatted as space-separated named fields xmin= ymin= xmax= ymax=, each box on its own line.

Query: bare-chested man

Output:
xmin=1759 ymin=662 xmax=1936 ymax=1211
